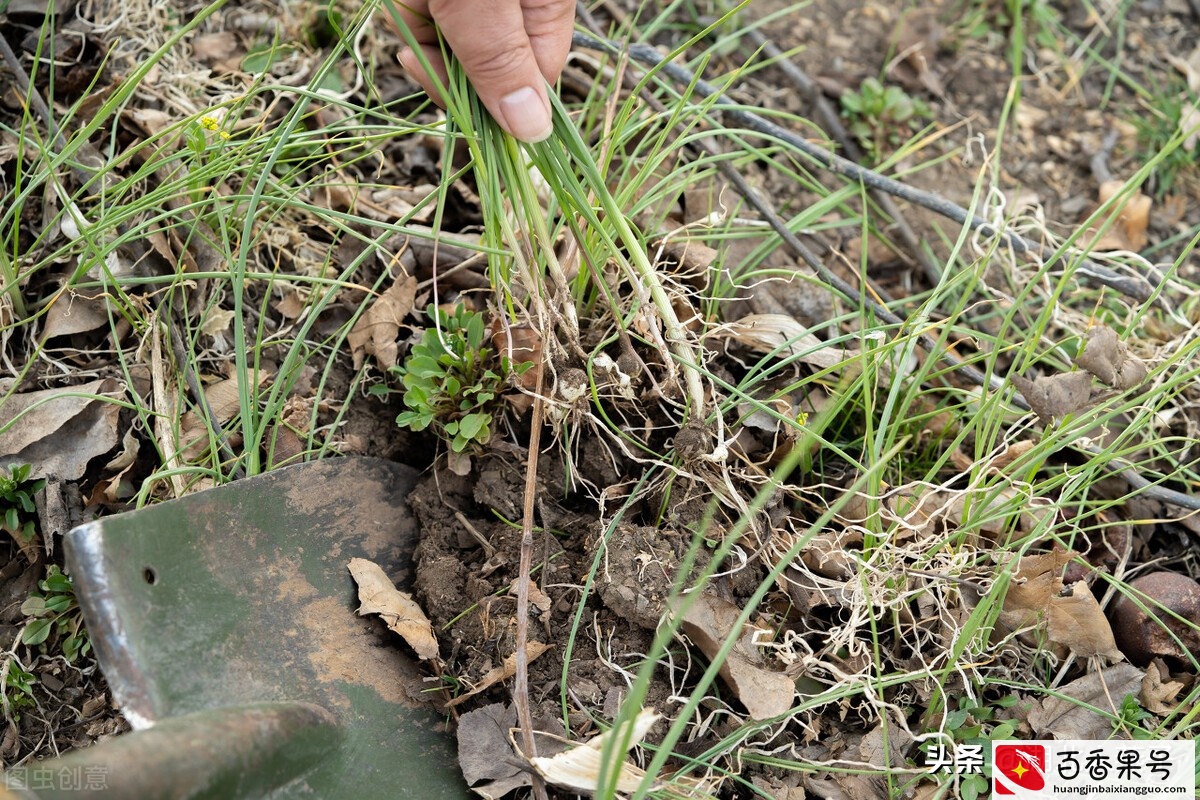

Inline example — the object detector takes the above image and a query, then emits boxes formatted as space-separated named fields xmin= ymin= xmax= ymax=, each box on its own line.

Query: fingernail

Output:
xmin=499 ymin=86 xmax=553 ymax=143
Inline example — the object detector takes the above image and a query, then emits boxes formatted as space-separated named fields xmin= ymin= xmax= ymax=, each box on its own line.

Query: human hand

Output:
xmin=391 ymin=0 xmax=575 ymax=143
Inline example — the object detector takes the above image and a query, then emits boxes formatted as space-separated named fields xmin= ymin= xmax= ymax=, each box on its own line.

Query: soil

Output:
xmin=2 ymin=0 xmax=1199 ymax=797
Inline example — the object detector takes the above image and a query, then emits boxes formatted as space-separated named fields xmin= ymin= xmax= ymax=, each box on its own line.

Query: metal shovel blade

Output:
xmin=58 ymin=457 xmax=467 ymax=799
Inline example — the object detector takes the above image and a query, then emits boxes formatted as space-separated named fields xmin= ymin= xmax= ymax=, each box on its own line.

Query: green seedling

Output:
xmin=840 ymin=77 xmax=932 ymax=160
xmin=390 ymin=304 xmax=528 ymax=454
xmin=922 ymin=693 xmax=1020 ymax=800
xmin=1114 ymin=693 xmax=1156 ymax=741
xmin=2 ymin=659 xmax=37 ymax=720
xmin=1 ymin=463 xmax=46 ymax=557
xmin=21 ymin=565 xmax=92 ymax=662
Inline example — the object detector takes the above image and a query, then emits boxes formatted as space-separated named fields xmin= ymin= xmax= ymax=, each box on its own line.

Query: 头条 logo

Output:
xmin=994 ymin=744 xmax=1046 ymax=794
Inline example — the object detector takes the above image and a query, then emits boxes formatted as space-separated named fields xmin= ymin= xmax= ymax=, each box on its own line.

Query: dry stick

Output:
xmin=735 ymin=26 xmax=946 ymax=287
xmin=571 ymin=30 xmax=1156 ymax=304
xmin=513 ymin=354 xmax=548 ymax=800
xmin=570 ymin=31 xmax=1200 ymax=513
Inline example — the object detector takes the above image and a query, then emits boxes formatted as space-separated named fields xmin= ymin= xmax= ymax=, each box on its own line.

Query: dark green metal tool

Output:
xmin=1 ymin=458 xmax=467 ymax=799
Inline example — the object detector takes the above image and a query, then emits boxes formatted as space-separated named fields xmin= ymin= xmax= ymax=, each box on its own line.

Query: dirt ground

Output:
xmin=2 ymin=0 xmax=1199 ymax=797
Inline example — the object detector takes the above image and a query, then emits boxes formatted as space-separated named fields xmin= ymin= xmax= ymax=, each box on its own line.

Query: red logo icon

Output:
xmin=995 ymin=745 xmax=1046 ymax=794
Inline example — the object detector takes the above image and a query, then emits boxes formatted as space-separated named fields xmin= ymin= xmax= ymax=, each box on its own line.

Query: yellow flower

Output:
xmin=200 ymin=116 xmax=219 ymax=132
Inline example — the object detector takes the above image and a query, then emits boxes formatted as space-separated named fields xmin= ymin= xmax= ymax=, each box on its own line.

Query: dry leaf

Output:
xmin=530 ymin=709 xmax=660 ymax=794
xmin=1046 ymin=583 xmax=1122 ymax=660
xmin=1140 ymin=660 xmax=1185 ymax=715
xmin=714 ymin=314 xmax=850 ymax=370
xmin=997 ymin=551 xmax=1121 ymax=660
xmin=199 ymin=307 xmax=236 ymax=337
xmin=890 ymin=7 xmax=945 ymax=95
xmin=178 ymin=371 xmax=269 ymax=460
xmin=44 ymin=291 xmax=110 ymax=339
xmin=347 ymin=272 xmax=417 ymax=370
xmin=446 ymin=642 xmax=552 ymax=708
xmin=348 ymin=557 xmax=439 ymax=661
xmin=456 ymin=703 xmax=571 ymax=799
xmin=1177 ymin=103 xmax=1200 ymax=152
xmin=1011 ymin=372 xmax=1094 ymax=423
xmin=1027 ymin=664 xmax=1143 ymax=739
xmin=509 ymin=578 xmax=551 ymax=614
xmin=0 ymin=378 xmax=122 ymax=480
xmin=1081 ymin=180 xmax=1152 ymax=252
xmin=678 ymin=593 xmax=794 ymax=720
xmin=191 ymin=31 xmax=241 ymax=69
xmin=1075 ymin=325 xmax=1147 ymax=390
xmin=457 ymin=704 xmax=529 ymax=798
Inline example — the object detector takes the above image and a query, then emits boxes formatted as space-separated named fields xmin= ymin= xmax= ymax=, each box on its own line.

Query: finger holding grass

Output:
xmin=391 ymin=0 xmax=574 ymax=143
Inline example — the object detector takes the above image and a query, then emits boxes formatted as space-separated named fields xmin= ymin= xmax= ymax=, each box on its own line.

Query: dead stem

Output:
xmin=734 ymin=25 xmax=947 ymax=288
xmin=514 ymin=353 xmax=548 ymax=800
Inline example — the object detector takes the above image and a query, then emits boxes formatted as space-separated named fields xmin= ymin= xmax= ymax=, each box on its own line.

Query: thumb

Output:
xmin=430 ymin=0 xmax=555 ymax=142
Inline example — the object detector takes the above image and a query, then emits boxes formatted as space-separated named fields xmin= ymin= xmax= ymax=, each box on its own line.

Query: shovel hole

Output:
xmin=143 ymin=566 xmax=158 ymax=585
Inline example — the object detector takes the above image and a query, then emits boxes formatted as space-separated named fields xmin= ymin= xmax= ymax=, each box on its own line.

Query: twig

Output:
xmin=734 ymin=25 xmax=946 ymax=287
xmin=571 ymin=19 xmax=1011 ymax=407
xmin=0 ymin=30 xmax=66 ymax=150
xmin=513 ymin=354 xmax=547 ymax=800
xmin=570 ymin=30 xmax=1157 ymax=303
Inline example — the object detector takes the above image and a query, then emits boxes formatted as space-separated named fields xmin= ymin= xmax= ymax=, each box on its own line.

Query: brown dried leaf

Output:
xmin=457 ymin=703 xmax=571 ymax=799
xmin=445 ymin=642 xmax=552 ymax=708
xmin=1082 ymin=180 xmax=1152 ymax=252
xmin=0 ymin=378 xmax=122 ymax=480
xmin=273 ymin=290 xmax=307 ymax=320
xmin=191 ymin=31 xmax=242 ymax=71
xmin=1027 ymin=664 xmax=1143 ymax=739
xmin=457 ymin=703 xmax=526 ymax=791
xmin=178 ymin=372 xmax=269 ymax=460
xmin=998 ymin=551 xmax=1121 ymax=659
xmin=199 ymin=308 xmax=236 ymax=337
xmin=347 ymin=273 xmax=417 ymax=370
xmin=1011 ymin=372 xmax=1094 ymax=423
xmin=530 ymin=709 xmax=662 ymax=795
xmin=44 ymin=291 xmax=110 ymax=338
xmin=1168 ymin=43 xmax=1200 ymax=93
xmin=1075 ymin=325 xmax=1147 ymax=390
xmin=509 ymin=578 xmax=551 ymax=613
xmin=890 ymin=7 xmax=945 ymax=95
xmin=1046 ymin=583 xmax=1122 ymax=660
xmin=716 ymin=314 xmax=849 ymax=370
xmin=679 ymin=593 xmax=794 ymax=720
xmin=348 ymin=557 xmax=439 ymax=661
xmin=1140 ymin=660 xmax=1185 ymax=715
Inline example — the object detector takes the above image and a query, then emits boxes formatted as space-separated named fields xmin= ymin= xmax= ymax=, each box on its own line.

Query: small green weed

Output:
xmin=389 ymin=305 xmax=527 ymax=454
xmin=1114 ymin=693 xmax=1156 ymax=740
xmin=21 ymin=566 xmax=92 ymax=663
xmin=953 ymin=0 xmax=1062 ymax=51
xmin=924 ymin=693 xmax=1021 ymax=800
xmin=0 ymin=463 xmax=46 ymax=556
xmin=840 ymin=77 xmax=932 ymax=160
xmin=1127 ymin=79 xmax=1197 ymax=199
xmin=1 ymin=659 xmax=37 ymax=719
